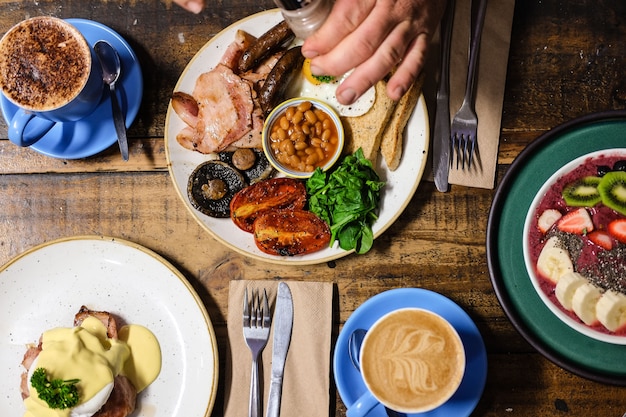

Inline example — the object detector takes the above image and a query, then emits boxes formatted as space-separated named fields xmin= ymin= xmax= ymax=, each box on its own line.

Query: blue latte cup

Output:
xmin=0 ymin=16 xmax=104 ymax=147
xmin=347 ymin=308 xmax=466 ymax=416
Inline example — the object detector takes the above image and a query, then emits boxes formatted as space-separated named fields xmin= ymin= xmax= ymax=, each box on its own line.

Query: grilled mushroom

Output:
xmin=218 ymin=148 xmax=274 ymax=184
xmin=187 ymin=160 xmax=247 ymax=218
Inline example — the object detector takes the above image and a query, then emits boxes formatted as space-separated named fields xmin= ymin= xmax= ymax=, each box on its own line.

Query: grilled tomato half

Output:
xmin=230 ymin=177 xmax=306 ymax=232
xmin=253 ymin=209 xmax=331 ymax=256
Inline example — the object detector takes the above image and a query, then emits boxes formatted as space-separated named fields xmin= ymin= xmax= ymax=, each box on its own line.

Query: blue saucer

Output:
xmin=0 ymin=19 xmax=142 ymax=159
xmin=334 ymin=288 xmax=487 ymax=417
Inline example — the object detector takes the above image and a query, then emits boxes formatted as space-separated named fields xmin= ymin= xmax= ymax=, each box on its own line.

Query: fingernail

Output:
xmin=309 ymin=64 xmax=323 ymax=75
xmin=302 ymin=49 xmax=319 ymax=59
xmin=338 ymin=88 xmax=357 ymax=105
xmin=186 ymin=1 xmax=203 ymax=13
xmin=392 ymin=86 xmax=406 ymax=100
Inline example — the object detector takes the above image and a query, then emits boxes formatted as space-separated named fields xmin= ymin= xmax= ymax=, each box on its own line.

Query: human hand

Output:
xmin=172 ymin=0 xmax=204 ymax=14
xmin=301 ymin=0 xmax=445 ymax=105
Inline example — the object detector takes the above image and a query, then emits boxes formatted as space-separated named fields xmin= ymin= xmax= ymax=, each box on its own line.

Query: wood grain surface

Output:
xmin=1 ymin=1 xmax=626 ymax=416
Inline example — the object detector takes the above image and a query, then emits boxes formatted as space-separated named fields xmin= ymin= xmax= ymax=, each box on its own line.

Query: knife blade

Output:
xmin=266 ymin=282 xmax=294 ymax=417
xmin=433 ymin=0 xmax=456 ymax=192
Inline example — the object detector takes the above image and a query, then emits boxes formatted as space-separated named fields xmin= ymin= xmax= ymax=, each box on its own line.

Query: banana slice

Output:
xmin=555 ymin=271 xmax=588 ymax=311
xmin=596 ymin=290 xmax=626 ymax=332
xmin=537 ymin=209 xmax=562 ymax=234
xmin=536 ymin=236 xmax=574 ymax=284
xmin=571 ymin=282 xmax=602 ymax=326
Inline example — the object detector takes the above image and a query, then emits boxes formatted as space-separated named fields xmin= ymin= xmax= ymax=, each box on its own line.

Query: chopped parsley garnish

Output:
xmin=313 ymin=74 xmax=336 ymax=83
xmin=30 ymin=367 xmax=80 ymax=409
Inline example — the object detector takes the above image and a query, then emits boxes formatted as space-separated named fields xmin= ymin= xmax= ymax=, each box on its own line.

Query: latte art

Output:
xmin=382 ymin=326 xmax=448 ymax=394
xmin=360 ymin=309 xmax=465 ymax=413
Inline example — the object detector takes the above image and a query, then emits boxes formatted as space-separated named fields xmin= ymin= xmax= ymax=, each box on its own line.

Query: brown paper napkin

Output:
xmin=425 ymin=0 xmax=516 ymax=189
xmin=224 ymin=280 xmax=334 ymax=417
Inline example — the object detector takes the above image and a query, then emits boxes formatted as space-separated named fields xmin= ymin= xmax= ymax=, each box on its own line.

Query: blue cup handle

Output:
xmin=346 ymin=390 xmax=380 ymax=417
xmin=9 ymin=109 xmax=56 ymax=147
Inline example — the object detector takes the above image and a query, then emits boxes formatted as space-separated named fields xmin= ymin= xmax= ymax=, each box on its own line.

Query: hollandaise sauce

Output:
xmin=24 ymin=316 xmax=161 ymax=417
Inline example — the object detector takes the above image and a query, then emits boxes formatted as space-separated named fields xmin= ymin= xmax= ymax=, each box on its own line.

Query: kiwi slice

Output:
xmin=598 ymin=170 xmax=626 ymax=215
xmin=562 ymin=176 xmax=602 ymax=207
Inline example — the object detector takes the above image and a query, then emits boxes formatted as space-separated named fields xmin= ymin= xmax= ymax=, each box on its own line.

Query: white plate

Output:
xmin=523 ymin=149 xmax=626 ymax=345
xmin=164 ymin=9 xmax=429 ymax=265
xmin=0 ymin=236 xmax=218 ymax=416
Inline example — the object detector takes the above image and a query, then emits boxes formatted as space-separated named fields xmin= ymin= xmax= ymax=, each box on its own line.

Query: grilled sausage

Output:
xmin=258 ymin=46 xmax=305 ymax=116
xmin=238 ymin=20 xmax=295 ymax=73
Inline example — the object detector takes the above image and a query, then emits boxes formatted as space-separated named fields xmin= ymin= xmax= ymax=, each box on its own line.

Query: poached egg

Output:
xmin=23 ymin=316 xmax=161 ymax=417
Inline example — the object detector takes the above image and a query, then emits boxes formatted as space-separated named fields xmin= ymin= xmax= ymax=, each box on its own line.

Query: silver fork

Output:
xmin=450 ymin=0 xmax=488 ymax=169
xmin=243 ymin=287 xmax=271 ymax=417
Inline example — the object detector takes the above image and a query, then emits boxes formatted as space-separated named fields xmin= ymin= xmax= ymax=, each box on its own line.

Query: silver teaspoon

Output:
xmin=94 ymin=40 xmax=128 ymax=161
xmin=348 ymin=328 xmax=367 ymax=371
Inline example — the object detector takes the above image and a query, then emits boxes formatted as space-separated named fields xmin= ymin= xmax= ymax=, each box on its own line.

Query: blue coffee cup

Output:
xmin=347 ymin=308 xmax=466 ymax=416
xmin=0 ymin=16 xmax=104 ymax=147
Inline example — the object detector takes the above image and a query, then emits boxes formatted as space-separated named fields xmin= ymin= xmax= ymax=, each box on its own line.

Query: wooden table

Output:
xmin=2 ymin=1 xmax=626 ymax=415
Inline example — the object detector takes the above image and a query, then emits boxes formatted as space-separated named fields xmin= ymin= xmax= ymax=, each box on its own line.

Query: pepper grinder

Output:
xmin=273 ymin=0 xmax=333 ymax=39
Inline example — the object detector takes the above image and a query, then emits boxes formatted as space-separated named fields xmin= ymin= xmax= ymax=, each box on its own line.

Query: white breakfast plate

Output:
xmin=0 ymin=236 xmax=218 ymax=416
xmin=522 ymin=149 xmax=626 ymax=345
xmin=164 ymin=9 xmax=429 ymax=265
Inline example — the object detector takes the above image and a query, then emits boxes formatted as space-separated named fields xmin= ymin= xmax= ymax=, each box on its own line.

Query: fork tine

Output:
xmin=243 ymin=287 xmax=250 ymax=327
xmin=461 ymin=135 xmax=470 ymax=169
xmin=262 ymin=289 xmax=270 ymax=328
xmin=456 ymin=134 xmax=465 ymax=169
xmin=251 ymin=288 xmax=259 ymax=327
xmin=451 ymin=133 xmax=458 ymax=168
xmin=453 ymin=134 xmax=463 ymax=169
xmin=467 ymin=134 xmax=476 ymax=168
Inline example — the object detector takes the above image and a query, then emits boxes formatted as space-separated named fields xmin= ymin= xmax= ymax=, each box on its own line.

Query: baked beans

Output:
xmin=268 ymin=101 xmax=341 ymax=173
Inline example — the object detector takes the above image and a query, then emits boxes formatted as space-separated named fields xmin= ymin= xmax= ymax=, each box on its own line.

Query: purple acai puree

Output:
xmin=528 ymin=152 xmax=626 ymax=336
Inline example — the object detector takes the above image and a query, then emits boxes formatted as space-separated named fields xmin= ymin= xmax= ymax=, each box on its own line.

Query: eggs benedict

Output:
xmin=20 ymin=306 xmax=161 ymax=417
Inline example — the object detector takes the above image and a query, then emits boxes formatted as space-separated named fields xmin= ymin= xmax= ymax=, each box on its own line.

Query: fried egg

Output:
xmin=286 ymin=59 xmax=376 ymax=117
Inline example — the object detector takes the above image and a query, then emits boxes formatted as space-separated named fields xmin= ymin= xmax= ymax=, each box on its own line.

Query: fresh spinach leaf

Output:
xmin=306 ymin=148 xmax=384 ymax=254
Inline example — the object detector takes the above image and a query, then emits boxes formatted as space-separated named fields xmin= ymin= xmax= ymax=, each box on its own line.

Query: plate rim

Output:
xmin=163 ymin=9 xmax=429 ymax=266
xmin=0 ymin=234 xmax=219 ymax=416
xmin=487 ymin=109 xmax=626 ymax=386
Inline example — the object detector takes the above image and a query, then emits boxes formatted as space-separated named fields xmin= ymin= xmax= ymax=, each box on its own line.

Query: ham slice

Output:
xmin=173 ymin=30 xmax=280 ymax=154
xmin=220 ymin=29 xmax=256 ymax=69
xmin=175 ymin=64 xmax=256 ymax=153
xmin=92 ymin=375 xmax=136 ymax=417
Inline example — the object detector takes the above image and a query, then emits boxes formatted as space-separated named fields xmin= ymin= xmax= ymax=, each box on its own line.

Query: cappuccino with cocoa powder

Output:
xmin=360 ymin=308 xmax=465 ymax=413
xmin=0 ymin=16 xmax=92 ymax=111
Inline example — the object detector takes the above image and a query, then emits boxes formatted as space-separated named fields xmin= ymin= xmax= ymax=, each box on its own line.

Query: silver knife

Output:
xmin=266 ymin=282 xmax=294 ymax=417
xmin=433 ymin=0 xmax=456 ymax=192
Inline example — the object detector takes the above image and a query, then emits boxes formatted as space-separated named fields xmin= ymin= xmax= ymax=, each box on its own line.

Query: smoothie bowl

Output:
xmin=523 ymin=149 xmax=626 ymax=344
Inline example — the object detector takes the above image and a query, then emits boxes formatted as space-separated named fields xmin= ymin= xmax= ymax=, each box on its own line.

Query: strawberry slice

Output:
xmin=557 ymin=208 xmax=594 ymax=235
xmin=587 ymin=230 xmax=613 ymax=250
xmin=608 ymin=218 xmax=626 ymax=243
